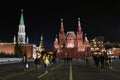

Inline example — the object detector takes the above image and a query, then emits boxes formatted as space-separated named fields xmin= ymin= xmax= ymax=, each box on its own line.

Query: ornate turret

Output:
xmin=59 ymin=18 xmax=66 ymax=47
xmin=76 ymin=17 xmax=83 ymax=40
xmin=54 ymin=34 xmax=59 ymax=49
xmin=38 ymin=34 xmax=45 ymax=52
xmin=60 ymin=18 xmax=64 ymax=32
xmin=78 ymin=17 xmax=81 ymax=32
xmin=39 ymin=34 xmax=44 ymax=47
xmin=84 ymin=33 xmax=89 ymax=42
xmin=18 ymin=9 xmax=26 ymax=44
xmin=55 ymin=34 xmax=58 ymax=43
xmin=13 ymin=35 xmax=16 ymax=44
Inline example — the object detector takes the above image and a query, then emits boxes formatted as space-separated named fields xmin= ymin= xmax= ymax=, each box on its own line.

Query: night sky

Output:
xmin=0 ymin=1 xmax=120 ymax=48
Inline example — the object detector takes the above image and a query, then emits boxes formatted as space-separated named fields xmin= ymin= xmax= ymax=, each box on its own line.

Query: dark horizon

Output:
xmin=0 ymin=1 xmax=120 ymax=48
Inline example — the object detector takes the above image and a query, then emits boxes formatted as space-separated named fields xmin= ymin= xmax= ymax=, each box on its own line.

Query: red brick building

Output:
xmin=53 ymin=18 xmax=91 ymax=59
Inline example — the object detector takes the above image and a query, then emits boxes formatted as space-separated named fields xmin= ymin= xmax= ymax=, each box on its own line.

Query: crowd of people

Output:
xmin=21 ymin=54 xmax=53 ymax=73
xmin=93 ymin=51 xmax=112 ymax=69
xmin=21 ymin=50 xmax=114 ymax=74
xmin=33 ymin=54 xmax=56 ymax=73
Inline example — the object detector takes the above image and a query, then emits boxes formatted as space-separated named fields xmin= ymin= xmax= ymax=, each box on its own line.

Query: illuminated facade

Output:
xmin=54 ymin=18 xmax=91 ymax=58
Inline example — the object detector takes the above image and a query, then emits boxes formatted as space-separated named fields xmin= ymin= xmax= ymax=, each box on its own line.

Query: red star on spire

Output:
xmin=21 ymin=9 xmax=24 ymax=12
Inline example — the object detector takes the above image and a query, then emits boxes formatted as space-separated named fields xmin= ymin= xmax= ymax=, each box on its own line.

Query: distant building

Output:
xmin=95 ymin=36 xmax=104 ymax=42
xmin=32 ymin=34 xmax=46 ymax=59
xmin=37 ymin=34 xmax=45 ymax=52
xmin=53 ymin=18 xmax=91 ymax=58
xmin=0 ymin=9 xmax=36 ymax=58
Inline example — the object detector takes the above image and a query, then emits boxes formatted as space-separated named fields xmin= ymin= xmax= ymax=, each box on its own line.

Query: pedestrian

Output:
xmin=34 ymin=55 xmax=41 ymax=73
xmin=93 ymin=54 xmax=100 ymax=69
xmin=100 ymin=53 xmax=105 ymax=68
xmin=22 ymin=56 xmax=28 ymax=71
xmin=44 ymin=56 xmax=50 ymax=73
xmin=108 ymin=55 xmax=112 ymax=69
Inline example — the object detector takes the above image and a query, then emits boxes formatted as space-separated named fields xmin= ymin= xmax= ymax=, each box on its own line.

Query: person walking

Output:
xmin=44 ymin=56 xmax=50 ymax=73
xmin=22 ymin=56 xmax=28 ymax=71
xmin=34 ymin=55 xmax=41 ymax=73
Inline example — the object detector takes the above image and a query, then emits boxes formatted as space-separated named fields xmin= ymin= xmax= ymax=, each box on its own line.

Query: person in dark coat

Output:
xmin=100 ymin=53 xmax=105 ymax=68
xmin=34 ymin=55 xmax=41 ymax=73
xmin=93 ymin=54 xmax=100 ymax=69
xmin=22 ymin=56 xmax=28 ymax=71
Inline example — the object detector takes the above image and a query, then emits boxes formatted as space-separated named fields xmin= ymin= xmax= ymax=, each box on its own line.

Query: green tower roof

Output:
xmin=39 ymin=34 xmax=44 ymax=47
xmin=20 ymin=9 xmax=24 ymax=25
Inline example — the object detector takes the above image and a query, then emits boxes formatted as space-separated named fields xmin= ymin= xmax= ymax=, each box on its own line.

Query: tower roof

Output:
xmin=85 ymin=34 xmax=89 ymax=42
xmin=78 ymin=17 xmax=82 ymax=32
xmin=55 ymin=34 xmax=58 ymax=42
xmin=66 ymin=31 xmax=76 ymax=38
xmin=60 ymin=18 xmax=64 ymax=32
xmin=39 ymin=34 xmax=44 ymax=47
xmin=20 ymin=9 xmax=24 ymax=25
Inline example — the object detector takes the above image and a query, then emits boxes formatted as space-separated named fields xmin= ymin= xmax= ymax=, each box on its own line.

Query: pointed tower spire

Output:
xmin=54 ymin=34 xmax=59 ymax=49
xmin=39 ymin=34 xmax=44 ymax=47
xmin=55 ymin=34 xmax=58 ymax=42
xmin=38 ymin=34 xmax=45 ymax=52
xmin=78 ymin=17 xmax=81 ymax=32
xmin=20 ymin=9 xmax=24 ymax=25
xmin=13 ymin=35 xmax=16 ymax=44
xmin=85 ymin=33 xmax=89 ymax=42
xmin=60 ymin=18 xmax=64 ymax=32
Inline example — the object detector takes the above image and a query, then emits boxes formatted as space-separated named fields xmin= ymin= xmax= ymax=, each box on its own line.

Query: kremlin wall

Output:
xmin=0 ymin=43 xmax=34 ymax=58
xmin=0 ymin=9 xmax=36 ymax=58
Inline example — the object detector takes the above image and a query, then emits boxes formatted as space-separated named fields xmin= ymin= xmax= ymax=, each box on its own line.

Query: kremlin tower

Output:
xmin=59 ymin=18 xmax=66 ymax=48
xmin=76 ymin=18 xmax=84 ymax=51
xmin=54 ymin=34 xmax=59 ymax=49
xmin=17 ymin=9 xmax=29 ymax=44
xmin=37 ymin=34 xmax=45 ymax=52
